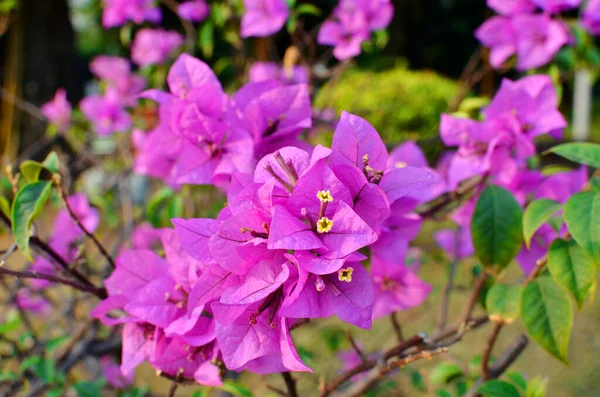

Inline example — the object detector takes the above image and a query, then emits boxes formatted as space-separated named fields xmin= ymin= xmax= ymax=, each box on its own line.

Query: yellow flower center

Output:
xmin=316 ymin=217 xmax=334 ymax=233
xmin=395 ymin=161 xmax=407 ymax=168
xmin=338 ymin=267 xmax=354 ymax=282
xmin=317 ymin=190 xmax=333 ymax=203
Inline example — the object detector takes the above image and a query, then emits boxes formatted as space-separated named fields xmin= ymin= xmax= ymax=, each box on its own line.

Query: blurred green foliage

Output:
xmin=314 ymin=65 xmax=459 ymax=146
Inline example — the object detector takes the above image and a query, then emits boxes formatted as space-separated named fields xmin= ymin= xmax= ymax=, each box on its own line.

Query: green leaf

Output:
xmin=46 ymin=335 xmax=70 ymax=355
xmin=521 ymin=277 xmax=573 ymax=364
xmin=0 ymin=310 xmax=22 ymax=334
xmin=410 ymin=371 xmax=427 ymax=392
xmin=430 ymin=362 xmax=463 ymax=384
xmin=218 ymin=382 xmax=253 ymax=397
xmin=525 ymin=377 xmax=548 ymax=397
xmin=33 ymin=357 xmax=56 ymax=383
xmin=546 ymin=142 xmax=600 ymax=168
xmin=20 ymin=161 xmax=44 ymax=183
xmin=199 ymin=22 xmax=215 ymax=59
xmin=73 ymin=381 xmax=102 ymax=397
xmin=435 ymin=390 xmax=454 ymax=397
xmin=563 ymin=192 xmax=600 ymax=264
xmin=0 ymin=371 xmax=19 ymax=382
xmin=547 ymin=239 xmax=595 ymax=309
xmin=523 ymin=200 xmax=562 ymax=249
xmin=506 ymin=372 xmax=527 ymax=390
xmin=296 ymin=3 xmax=321 ymax=16
xmin=46 ymin=387 xmax=65 ymax=397
xmin=19 ymin=152 xmax=59 ymax=183
xmin=477 ymin=380 xmax=521 ymax=397
xmin=42 ymin=152 xmax=59 ymax=173
xmin=471 ymin=185 xmax=523 ymax=274
xmin=486 ymin=283 xmax=522 ymax=324
xmin=11 ymin=181 xmax=53 ymax=261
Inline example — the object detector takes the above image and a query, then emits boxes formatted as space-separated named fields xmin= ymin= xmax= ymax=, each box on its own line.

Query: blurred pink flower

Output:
xmin=132 ymin=29 xmax=184 ymax=67
xmin=41 ymin=89 xmax=71 ymax=133
xmin=241 ymin=0 xmax=289 ymax=38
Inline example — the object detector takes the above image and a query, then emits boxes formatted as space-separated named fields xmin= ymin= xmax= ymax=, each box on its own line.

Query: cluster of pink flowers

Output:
xmin=102 ymin=0 xmax=162 ymax=28
xmin=132 ymin=28 xmax=184 ymax=67
xmin=91 ymin=55 xmax=438 ymax=381
xmin=248 ymin=62 xmax=309 ymax=86
xmin=476 ymin=0 xmax=572 ymax=71
xmin=318 ymin=0 xmax=394 ymax=60
xmin=437 ymin=74 xmax=586 ymax=273
xmin=134 ymin=54 xmax=312 ymax=188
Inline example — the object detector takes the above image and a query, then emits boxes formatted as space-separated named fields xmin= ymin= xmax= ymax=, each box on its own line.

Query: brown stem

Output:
xmin=0 ymin=267 xmax=106 ymax=298
xmin=0 ymin=210 xmax=96 ymax=287
xmin=340 ymin=348 xmax=449 ymax=397
xmin=167 ymin=381 xmax=178 ymax=397
xmin=160 ymin=0 xmax=196 ymax=53
xmin=282 ymin=372 xmax=298 ymax=397
xmin=459 ymin=272 xmax=488 ymax=327
xmin=417 ymin=174 xmax=488 ymax=219
xmin=481 ymin=322 xmax=504 ymax=380
xmin=346 ymin=329 xmax=366 ymax=362
xmin=390 ymin=312 xmax=404 ymax=343
xmin=54 ymin=175 xmax=116 ymax=269
xmin=465 ymin=335 xmax=529 ymax=397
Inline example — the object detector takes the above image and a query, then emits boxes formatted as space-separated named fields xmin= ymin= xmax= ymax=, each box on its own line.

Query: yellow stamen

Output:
xmin=395 ymin=161 xmax=407 ymax=168
xmin=316 ymin=217 xmax=334 ymax=233
xmin=317 ymin=190 xmax=333 ymax=203
xmin=338 ymin=267 xmax=354 ymax=282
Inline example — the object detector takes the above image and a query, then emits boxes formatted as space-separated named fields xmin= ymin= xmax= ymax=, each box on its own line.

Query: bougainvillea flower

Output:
xmin=475 ymin=16 xmax=517 ymax=69
xmin=151 ymin=336 xmax=221 ymax=385
xmin=435 ymin=228 xmax=474 ymax=260
xmin=335 ymin=0 xmax=394 ymax=31
xmin=330 ymin=112 xmax=437 ymax=205
xmin=102 ymin=0 xmax=162 ymax=28
xmin=280 ymin=260 xmax=374 ymax=329
xmin=531 ymin=0 xmax=581 ymax=13
xmin=534 ymin=167 xmax=588 ymax=203
xmin=583 ymin=0 xmax=600 ymax=35
xmin=516 ymin=224 xmax=557 ymax=275
xmin=41 ymin=89 xmax=71 ymax=133
xmin=132 ymin=28 xmax=184 ymax=67
xmin=235 ymin=82 xmax=312 ymax=158
xmin=101 ymin=356 xmax=135 ymax=388
xmin=90 ymin=56 xmax=147 ymax=104
xmin=241 ymin=0 xmax=289 ymax=38
xmin=484 ymin=75 xmax=567 ymax=139
xmin=15 ymin=290 xmax=51 ymax=315
xmin=370 ymin=256 xmax=432 ymax=319
xmin=248 ymin=62 xmax=309 ymax=85
xmin=178 ymin=0 xmax=210 ymax=22
xmin=214 ymin=306 xmax=310 ymax=372
xmin=80 ymin=88 xmax=132 ymax=136
xmin=318 ymin=11 xmax=370 ymax=60
xmin=513 ymin=14 xmax=568 ymax=71
xmin=487 ymin=0 xmax=536 ymax=15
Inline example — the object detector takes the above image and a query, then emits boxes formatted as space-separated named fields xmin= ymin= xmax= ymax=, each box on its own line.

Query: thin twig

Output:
xmin=0 ymin=267 xmax=106 ymax=297
xmin=481 ymin=322 xmax=504 ymax=380
xmin=340 ymin=348 xmax=449 ymax=397
xmin=459 ymin=272 xmax=488 ymax=327
xmin=281 ymin=372 xmax=299 ymax=397
xmin=167 ymin=381 xmax=178 ymax=397
xmin=53 ymin=174 xmax=116 ymax=269
xmin=160 ymin=0 xmax=196 ymax=53
xmin=345 ymin=329 xmax=366 ymax=362
xmin=465 ymin=335 xmax=529 ymax=397
xmin=266 ymin=384 xmax=287 ymax=396
xmin=390 ymin=312 xmax=404 ymax=343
